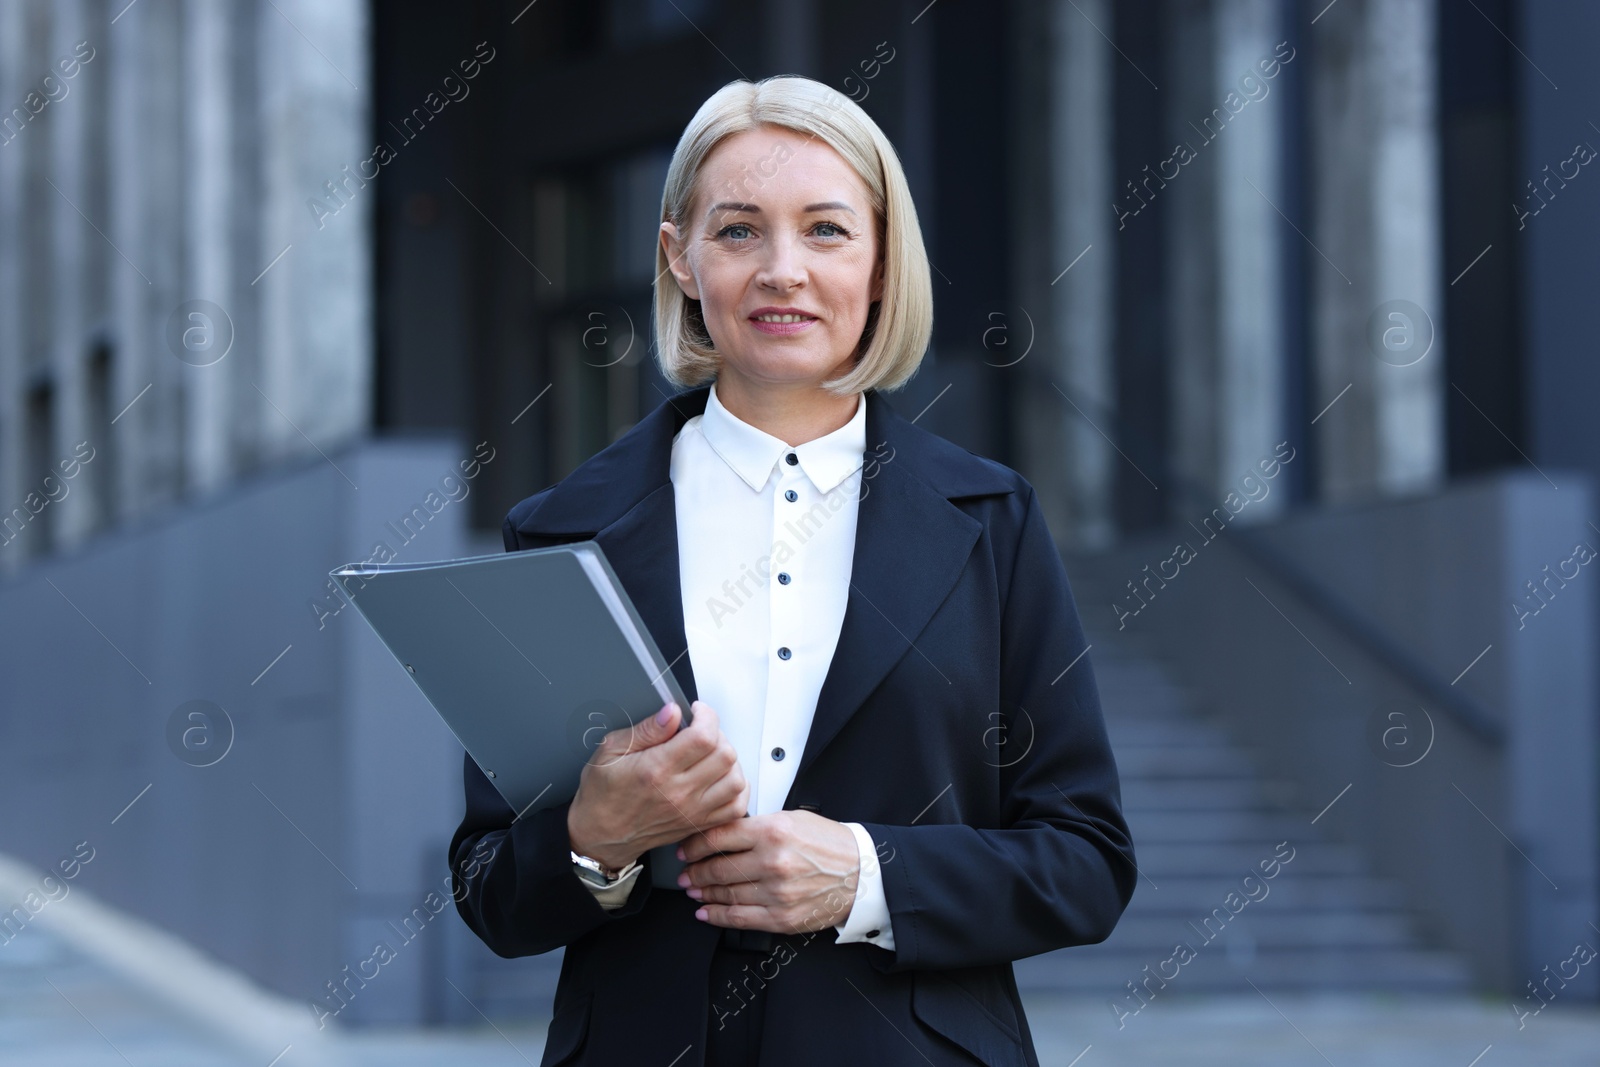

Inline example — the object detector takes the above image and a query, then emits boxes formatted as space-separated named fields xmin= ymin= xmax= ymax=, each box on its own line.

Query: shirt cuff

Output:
xmin=576 ymin=858 xmax=643 ymax=910
xmin=833 ymin=821 xmax=895 ymax=950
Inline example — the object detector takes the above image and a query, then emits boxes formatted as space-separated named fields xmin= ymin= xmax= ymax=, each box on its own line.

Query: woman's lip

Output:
xmin=748 ymin=316 xmax=818 ymax=336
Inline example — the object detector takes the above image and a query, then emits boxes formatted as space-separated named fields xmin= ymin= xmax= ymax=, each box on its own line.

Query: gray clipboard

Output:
xmin=329 ymin=540 xmax=694 ymax=890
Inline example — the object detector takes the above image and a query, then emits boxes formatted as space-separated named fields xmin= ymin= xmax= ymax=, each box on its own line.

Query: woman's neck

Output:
xmin=713 ymin=375 xmax=861 ymax=447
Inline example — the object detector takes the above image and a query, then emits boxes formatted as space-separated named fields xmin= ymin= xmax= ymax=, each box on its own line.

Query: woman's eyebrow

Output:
xmin=705 ymin=201 xmax=859 ymax=217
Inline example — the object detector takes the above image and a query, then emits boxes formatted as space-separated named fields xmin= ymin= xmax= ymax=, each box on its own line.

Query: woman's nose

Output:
xmin=756 ymin=235 xmax=805 ymax=291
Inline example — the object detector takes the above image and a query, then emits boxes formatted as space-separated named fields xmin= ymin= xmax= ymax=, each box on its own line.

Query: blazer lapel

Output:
xmin=595 ymin=481 xmax=699 ymax=707
xmin=512 ymin=386 xmax=709 ymax=712
xmin=512 ymin=383 xmax=1013 ymax=784
xmin=789 ymin=414 xmax=985 ymax=785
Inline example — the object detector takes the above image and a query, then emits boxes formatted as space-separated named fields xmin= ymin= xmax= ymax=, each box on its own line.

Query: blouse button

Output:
xmin=785 ymin=452 xmax=799 ymax=465
xmin=777 ymin=572 xmax=791 ymax=585
xmin=777 ymin=646 xmax=792 ymax=660
xmin=784 ymin=489 xmax=798 ymax=502
xmin=771 ymin=747 xmax=785 ymax=761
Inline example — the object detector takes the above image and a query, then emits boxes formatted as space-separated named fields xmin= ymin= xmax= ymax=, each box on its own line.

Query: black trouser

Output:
xmin=705 ymin=929 xmax=776 ymax=1065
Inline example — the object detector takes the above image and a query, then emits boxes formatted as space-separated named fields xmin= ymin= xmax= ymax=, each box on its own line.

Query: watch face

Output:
xmin=573 ymin=861 xmax=615 ymax=886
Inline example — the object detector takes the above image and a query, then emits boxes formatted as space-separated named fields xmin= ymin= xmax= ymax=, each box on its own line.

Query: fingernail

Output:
xmin=676 ymin=846 xmax=685 ymax=860
xmin=656 ymin=703 xmax=676 ymax=725
xmin=687 ymin=886 xmax=702 ymax=900
xmin=677 ymin=872 xmax=690 ymax=887
xmin=695 ymin=908 xmax=708 ymax=921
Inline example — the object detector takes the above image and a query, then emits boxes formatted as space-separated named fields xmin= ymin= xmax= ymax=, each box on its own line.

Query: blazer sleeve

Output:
xmin=855 ymin=484 xmax=1136 ymax=973
xmin=446 ymin=512 xmax=655 ymax=958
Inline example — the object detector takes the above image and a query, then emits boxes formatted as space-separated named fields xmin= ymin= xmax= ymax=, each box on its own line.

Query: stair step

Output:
xmin=1109 ymin=744 xmax=1261 ymax=776
xmin=1096 ymin=911 xmax=1424 ymax=950
xmin=1120 ymin=779 xmax=1299 ymax=811
xmin=1013 ymin=948 xmax=1474 ymax=994
xmin=1118 ymin=811 xmax=1320 ymax=843
xmin=1131 ymin=843 xmax=1361 ymax=876
xmin=1112 ymin=875 xmax=1409 ymax=911
xmin=1102 ymin=721 xmax=1236 ymax=745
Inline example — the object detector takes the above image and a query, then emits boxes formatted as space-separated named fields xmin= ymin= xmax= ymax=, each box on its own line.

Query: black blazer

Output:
xmin=450 ymin=384 xmax=1135 ymax=1067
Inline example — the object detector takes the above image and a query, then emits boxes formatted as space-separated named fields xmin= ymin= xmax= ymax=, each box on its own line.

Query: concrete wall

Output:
xmin=0 ymin=436 xmax=528 ymax=1027
xmin=1097 ymin=469 xmax=1597 ymax=996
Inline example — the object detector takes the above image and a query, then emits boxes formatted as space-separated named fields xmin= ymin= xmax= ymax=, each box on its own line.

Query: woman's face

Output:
xmin=660 ymin=124 xmax=884 ymax=393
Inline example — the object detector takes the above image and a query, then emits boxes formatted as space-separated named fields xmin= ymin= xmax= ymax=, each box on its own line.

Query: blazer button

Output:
xmin=777 ymin=646 xmax=792 ymax=660
xmin=866 ymin=929 xmax=881 ymax=938
xmin=785 ymin=489 xmax=798 ymax=501
xmin=771 ymin=747 xmax=785 ymax=761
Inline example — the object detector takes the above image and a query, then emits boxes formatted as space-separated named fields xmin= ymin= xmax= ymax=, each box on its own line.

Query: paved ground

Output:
xmin=6 ymin=922 xmax=1599 ymax=1067
xmin=1025 ymin=990 xmax=1600 ymax=1066
xmin=3 ymin=854 xmax=1595 ymax=1066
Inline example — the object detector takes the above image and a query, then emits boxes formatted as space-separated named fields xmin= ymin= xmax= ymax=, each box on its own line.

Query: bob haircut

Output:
xmin=653 ymin=75 xmax=933 ymax=395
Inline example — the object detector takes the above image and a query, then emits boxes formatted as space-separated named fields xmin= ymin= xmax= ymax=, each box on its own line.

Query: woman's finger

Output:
xmin=694 ymin=902 xmax=778 ymax=932
xmin=687 ymin=850 xmax=762 ymax=889
xmin=692 ymin=880 xmax=762 ymax=907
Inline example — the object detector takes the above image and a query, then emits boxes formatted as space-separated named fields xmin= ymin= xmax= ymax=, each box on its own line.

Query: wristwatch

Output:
xmin=570 ymin=850 xmax=641 ymax=888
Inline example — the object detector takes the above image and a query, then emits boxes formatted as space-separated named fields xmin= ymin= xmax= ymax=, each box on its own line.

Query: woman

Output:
xmin=450 ymin=74 xmax=1134 ymax=1067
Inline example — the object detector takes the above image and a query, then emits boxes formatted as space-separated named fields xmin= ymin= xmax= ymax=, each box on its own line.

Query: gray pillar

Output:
xmin=1213 ymin=0 xmax=1287 ymax=511
xmin=1164 ymin=0 xmax=1222 ymax=511
xmin=0 ymin=0 xmax=25 ymax=576
xmin=183 ymin=0 xmax=234 ymax=493
xmin=107 ymin=0 xmax=184 ymax=523
xmin=1308 ymin=0 xmax=1445 ymax=501
xmin=49 ymin=0 xmax=92 ymax=550
xmin=255 ymin=0 xmax=371 ymax=462
xmin=1166 ymin=0 xmax=1288 ymax=519
xmin=0 ymin=4 xmax=23 ymax=575
xmin=105 ymin=0 xmax=142 ymax=531
xmin=1012 ymin=0 xmax=1116 ymax=549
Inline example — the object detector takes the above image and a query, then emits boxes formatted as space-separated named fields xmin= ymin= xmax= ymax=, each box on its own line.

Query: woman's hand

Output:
xmin=675 ymin=810 xmax=860 ymax=934
xmin=566 ymin=700 xmax=749 ymax=872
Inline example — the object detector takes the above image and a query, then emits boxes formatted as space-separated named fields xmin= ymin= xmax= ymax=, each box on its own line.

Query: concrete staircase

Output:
xmin=1013 ymin=568 xmax=1473 ymax=998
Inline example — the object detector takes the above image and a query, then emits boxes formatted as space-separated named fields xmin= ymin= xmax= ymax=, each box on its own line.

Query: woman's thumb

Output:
xmin=637 ymin=701 xmax=680 ymax=745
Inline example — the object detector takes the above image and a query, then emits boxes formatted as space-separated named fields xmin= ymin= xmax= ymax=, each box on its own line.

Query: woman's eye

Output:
xmin=715 ymin=221 xmax=848 ymax=240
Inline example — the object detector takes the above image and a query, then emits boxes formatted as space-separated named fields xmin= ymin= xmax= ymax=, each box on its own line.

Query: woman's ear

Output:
xmin=660 ymin=221 xmax=700 ymax=300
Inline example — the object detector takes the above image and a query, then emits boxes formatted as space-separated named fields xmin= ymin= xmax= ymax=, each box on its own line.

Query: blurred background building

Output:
xmin=0 ymin=0 xmax=1595 ymax=1043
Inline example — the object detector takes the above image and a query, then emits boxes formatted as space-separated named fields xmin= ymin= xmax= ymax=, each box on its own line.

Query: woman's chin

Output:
xmin=719 ymin=353 xmax=849 ymax=389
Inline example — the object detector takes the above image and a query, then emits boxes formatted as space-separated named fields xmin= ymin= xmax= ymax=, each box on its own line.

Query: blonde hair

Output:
xmin=653 ymin=75 xmax=933 ymax=395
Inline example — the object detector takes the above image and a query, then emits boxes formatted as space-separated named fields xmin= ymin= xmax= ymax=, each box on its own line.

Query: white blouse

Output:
xmin=579 ymin=380 xmax=894 ymax=950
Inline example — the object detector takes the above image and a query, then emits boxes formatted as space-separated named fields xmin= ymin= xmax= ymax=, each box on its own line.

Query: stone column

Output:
xmin=183 ymin=0 xmax=234 ymax=494
xmin=1012 ymin=0 xmax=1116 ymax=549
xmin=1213 ymin=0 xmax=1287 ymax=512
xmin=1164 ymin=0 xmax=1222 ymax=513
xmin=255 ymin=0 xmax=371 ymax=465
xmin=0 ymin=0 xmax=24 ymax=574
xmin=1166 ymin=0 xmax=1289 ymax=520
xmin=107 ymin=0 xmax=184 ymax=524
xmin=49 ymin=0 xmax=93 ymax=550
xmin=1308 ymin=0 xmax=1444 ymax=501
